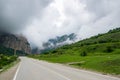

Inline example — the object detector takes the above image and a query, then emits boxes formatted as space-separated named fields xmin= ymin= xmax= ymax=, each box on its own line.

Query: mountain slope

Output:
xmin=32 ymin=33 xmax=76 ymax=54
xmin=0 ymin=32 xmax=31 ymax=55
xmin=29 ymin=27 xmax=120 ymax=75
xmin=39 ymin=27 xmax=120 ymax=55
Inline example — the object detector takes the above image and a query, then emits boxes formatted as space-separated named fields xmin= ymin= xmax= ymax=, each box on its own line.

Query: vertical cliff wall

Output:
xmin=0 ymin=32 xmax=31 ymax=54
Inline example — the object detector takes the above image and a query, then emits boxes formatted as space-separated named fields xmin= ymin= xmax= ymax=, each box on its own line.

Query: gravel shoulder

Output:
xmin=0 ymin=62 xmax=20 ymax=80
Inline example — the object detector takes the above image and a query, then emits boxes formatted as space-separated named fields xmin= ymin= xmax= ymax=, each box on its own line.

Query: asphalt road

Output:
xmin=13 ymin=57 xmax=120 ymax=80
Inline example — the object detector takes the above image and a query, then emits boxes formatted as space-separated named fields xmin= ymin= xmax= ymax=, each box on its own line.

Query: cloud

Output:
xmin=0 ymin=0 xmax=52 ymax=33
xmin=0 ymin=0 xmax=120 ymax=48
xmin=24 ymin=0 xmax=93 ymax=48
xmin=77 ymin=0 xmax=120 ymax=39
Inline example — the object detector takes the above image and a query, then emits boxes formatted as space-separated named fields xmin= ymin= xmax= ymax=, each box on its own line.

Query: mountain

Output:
xmin=32 ymin=33 xmax=76 ymax=54
xmin=29 ymin=28 xmax=120 ymax=75
xmin=0 ymin=32 xmax=31 ymax=55
xmin=43 ymin=33 xmax=76 ymax=48
xmin=40 ymin=27 xmax=120 ymax=55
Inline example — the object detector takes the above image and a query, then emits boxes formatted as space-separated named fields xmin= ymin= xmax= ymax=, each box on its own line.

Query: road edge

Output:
xmin=12 ymin=61 xmax=21 ymax=80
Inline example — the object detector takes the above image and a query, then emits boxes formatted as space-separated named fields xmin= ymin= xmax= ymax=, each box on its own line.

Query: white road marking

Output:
xmin=12 ymin=57 xmax=120 ymax=80
xmin=13 ymin=62 xmax=21 ymax=80
xmin=32 ymin=62 xmax=71 ymax=80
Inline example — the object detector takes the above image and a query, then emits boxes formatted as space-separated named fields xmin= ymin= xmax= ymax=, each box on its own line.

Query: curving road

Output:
xmin=13 ymin=57 xmax=120 ymax=80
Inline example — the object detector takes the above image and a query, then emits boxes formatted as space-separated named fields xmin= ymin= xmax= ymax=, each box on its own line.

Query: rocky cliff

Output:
xmin=0 ymin=32 xmax=31 ymax=54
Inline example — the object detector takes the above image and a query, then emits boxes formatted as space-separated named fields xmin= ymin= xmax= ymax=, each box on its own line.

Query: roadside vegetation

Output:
xmin=0 ymin=41 xmax=27 ymax=73
xmin=0 ymin=54 xmax=18 ymax=72
xmin=29 ymin=27 xmax=120 ymax=75
xmin=0 ymin=45 xmax=18 ymax=72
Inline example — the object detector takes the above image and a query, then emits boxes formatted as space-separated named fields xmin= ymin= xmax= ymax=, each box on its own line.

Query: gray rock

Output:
xmin=0 ymin=32 xmax=31 ymax=54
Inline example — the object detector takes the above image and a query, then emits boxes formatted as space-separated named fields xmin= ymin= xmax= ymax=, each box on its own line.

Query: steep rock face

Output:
xmin=0 ymin=32 xmax=31 ymax=54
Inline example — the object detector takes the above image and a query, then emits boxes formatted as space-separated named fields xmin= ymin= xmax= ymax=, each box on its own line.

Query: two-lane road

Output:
xmin=13 ymin=57 xmax=120 ymax=80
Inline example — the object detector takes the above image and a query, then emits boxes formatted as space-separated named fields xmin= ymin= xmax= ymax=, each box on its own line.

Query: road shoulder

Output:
xmin=0 ymin=62 xmax=20 ymax=80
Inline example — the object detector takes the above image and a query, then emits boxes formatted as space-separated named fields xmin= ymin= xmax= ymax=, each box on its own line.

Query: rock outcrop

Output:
xmin=0 ymin=32 xmax=31 ymax=54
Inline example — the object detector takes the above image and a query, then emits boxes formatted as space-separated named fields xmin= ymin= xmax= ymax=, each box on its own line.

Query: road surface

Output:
xmin=13 ymin=57 xmax=120 ymax=80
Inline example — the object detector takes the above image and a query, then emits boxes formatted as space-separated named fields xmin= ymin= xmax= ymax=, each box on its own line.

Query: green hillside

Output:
xmin=29 ymin=27 xmax=120 ymax=75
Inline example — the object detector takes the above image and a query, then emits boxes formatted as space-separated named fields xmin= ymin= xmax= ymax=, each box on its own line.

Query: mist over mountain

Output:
xmin=0 ymin=31 xmax=31 ymax=55
xmin=32 ymin=33 xmax=76 ymax=54
xmin=0 ymin=0 xmax=120 ymax=49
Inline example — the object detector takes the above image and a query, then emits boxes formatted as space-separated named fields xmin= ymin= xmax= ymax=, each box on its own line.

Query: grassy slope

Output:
xmin=29 ymin=28 xmax=120 ymax=75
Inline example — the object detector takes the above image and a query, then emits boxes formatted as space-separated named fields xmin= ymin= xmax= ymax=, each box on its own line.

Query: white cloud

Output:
xmin=24 ymin=0 xmax=93 ymax=48
xmin=77 ymin=0 xmax=120 ymax=39
xmin=1 ymin=0 xmax=120 ymax=48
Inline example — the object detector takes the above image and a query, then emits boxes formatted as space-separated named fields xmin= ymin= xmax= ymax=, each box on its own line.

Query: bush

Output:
xmin=0 ymin=54 xmax=17 ymax=69
xmin=80 ymin=51 xmax=87 ymax=56
xmin=104 ymin=46 xmax=114 ymax=53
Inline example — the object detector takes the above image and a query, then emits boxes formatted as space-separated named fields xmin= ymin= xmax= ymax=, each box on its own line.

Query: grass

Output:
xmin=0 ymin=54 xmax=18 ymax=73
xmin=29 ymin=49 xmax=120 ymax=75
xmin=0 ymin=58 xmax=20 ymax=73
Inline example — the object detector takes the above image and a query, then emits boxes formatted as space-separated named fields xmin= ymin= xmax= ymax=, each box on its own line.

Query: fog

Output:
xmin=0 ymin=0 xmax=120 ymax=48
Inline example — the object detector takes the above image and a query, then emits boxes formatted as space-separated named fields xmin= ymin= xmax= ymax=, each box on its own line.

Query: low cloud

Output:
xmin=0 ymin=0 xmax=52 ymax=33
xmin=0 ymin=0 xmax=120 ymax=48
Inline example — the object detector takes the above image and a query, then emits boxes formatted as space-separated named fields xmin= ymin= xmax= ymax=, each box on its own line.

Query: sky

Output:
xmin=0 ymin=0 xmax=120 ymax=48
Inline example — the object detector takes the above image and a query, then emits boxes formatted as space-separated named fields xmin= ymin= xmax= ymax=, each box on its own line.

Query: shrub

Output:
xmin=104 ymin=46 xmax=114 ymax=53
xmin=0 ymin=54 xmax=17 ymax=69
xmin=80 ymin=51 xmax=87 ymax=56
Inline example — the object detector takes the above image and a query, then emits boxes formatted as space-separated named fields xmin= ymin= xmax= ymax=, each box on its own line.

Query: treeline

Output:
xmin=0 ymin=45 xmax=27 ymax=56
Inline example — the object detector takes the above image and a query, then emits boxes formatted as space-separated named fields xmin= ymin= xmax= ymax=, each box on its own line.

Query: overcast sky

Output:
xmin=0 ymin=0 xmax=120 ymax=48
